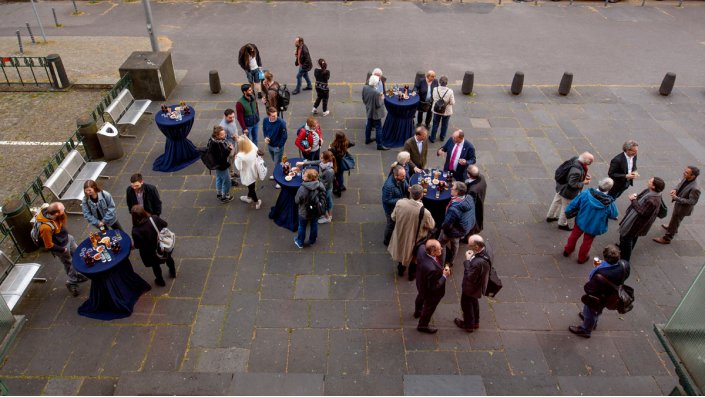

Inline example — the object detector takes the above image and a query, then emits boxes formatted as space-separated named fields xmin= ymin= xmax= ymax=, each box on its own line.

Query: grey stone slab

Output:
xmin=535 ymin=332 xmax=591 ymax=376
xmin=115 ymin=371 xmax=235 ymax=395
xmin=168 ymin=206 xmax=226 ymax=237
xmin=0 ymin=377 xmax=47 ymax=396
xmin=25 ymin=326 xmax=74 ymax=375
xmin=363 ymin=274 xmax=395 ymax=301
xmin=288 ymin=329 xmax=328 ymax=374
xmin=256 ymin=299 xmax=309 ymax=328
xmin=557 ymin=375 xmax=661 ymax=396
xmin=216 ymin=224 xmax=246 ymax=256
xmin=220 ymin=291 xmax=258 ymax=348
xmin=170 ymin=258 xmax=210 ymax=298
xmin=295 ymin=275 xmax=330 ymax=300
xmin=143 ymin=326 xmax=191 ymax=372
xmin=324 ymin=374 xmax=404 ymax=396
xmin=313 ymin=253 xmax=346 ymax=275
xmin=457 ymin=351 xmax=510 ymax=376
xmin=230 ymin=373 xmax=324 ymax=396
xmin=176 ymin=236 xmax=219 ymax=258
xmin=310 ymin=300 xmax=346 ymax=328
xmin=43 ymin=378 xmax=82 ymax=396
xmin=362 ymin=222 xmax=389 ymax=254
xmin=500 ymin=331 xmax=551 ymax=376
xmin=196 ymin=347 xmax=249 ymax=373
xmin=493 ymin=302 xmax=551 ymax=330
xmin=77 ymin=378 xmax=117 ymax=396
xmin=347 ymin=253 xmax=393 ymax=275
xmin=329 ymin=275 xmax=363 ymax=300
xmin=191 ymin=305 xmax=226 ymax=348
xmin=261 ymin=274 xmax=295 ymax=299
xmin=248 ymin=328 xmax=290 ymax=373
xmin=331 ymin=223 xmax=362 ymax=253
xmin=366 ymin=329 xmax=405 ymax=376
xmin=202 ymin=260 xmax=236 ymax=305
xmin=327 ymin=330 xmax=367 ymax=375
xmin=406 ymin=351 xmax=459 ymax=375
xmin=403 ymin=375 xmax=485 ymax=396
xmin=482 ymin=376 xmax=560 ymax=396
xmin=101 ymin=326 xmax=154 ymax=377
xmin=347 ymin=300 xmax=400 ymax=329
xmin=266 ymin=252 xmax=313 ymax=275
xmin=150 ymin=297 xmax=198 ymax=325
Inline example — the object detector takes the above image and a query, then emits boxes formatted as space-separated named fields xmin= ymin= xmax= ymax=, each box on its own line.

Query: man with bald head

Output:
xmin=455 ymin=235 xmax=491 ymax=332
xmin=437 ymin=129 xmax=476 ymax=182
xmin=414 ymin=239 xmax=451 ymax=334
xmin=34 ymin=202 xmax=86 ymax=296
xmin=547 ymin=152 xmax=594 ymax=231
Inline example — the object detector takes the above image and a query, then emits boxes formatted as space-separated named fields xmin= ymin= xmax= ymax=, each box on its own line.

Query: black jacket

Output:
xmin=462 ymin=249 xmax=491 ymax=298
xmin=126 ymin=183 xmax=162 ymax=216
xmin=415 ymin=244 xmax=446 ymax=300
xmin=466 ymin=175 xmax=487 ymax=233
xmin=131 ymin=215 xmax=168 ymax=267
xmin=584 ymin=260 xmax=630 ymax=311
xmin=413 ymin=78 xmax=439 ymax=105
xmin=237 ymin=43 xmax=262 ymax=72
xmin=608 ymin=152 xmax=637 ymax=196
xmin=295 ymin=44 xmax=313 ymax=71
xmin=208 ymin=138 xmax=232 ymax=171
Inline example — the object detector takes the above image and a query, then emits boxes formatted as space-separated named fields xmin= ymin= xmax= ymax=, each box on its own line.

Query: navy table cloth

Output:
xmin=72 ymin=229 xmax=151 ymax=320
xmin=269 ymin=158 xmax=319 ymax=231
xmin=153 ymin=106 xmax=200 ymax=172
xmin=382 ymin=94 xmax=420 ymax=148
xmin=410 ymin=171 xmax=452 ymax=227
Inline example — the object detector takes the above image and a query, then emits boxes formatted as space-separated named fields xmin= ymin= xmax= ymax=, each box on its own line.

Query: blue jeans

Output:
xmin=325 ymin=188 xmax=333 ymax=214
xmin=247 ymin=123 xmax=259 ymax=147
xmin=296 ymin=217 xmax=318 ymax=246
xmin=365 ymin=118 xmax=382 ymax=145
xmin=334 ymin=167 xmax=345 ymax=192
xmin=580 ymin=304 xmax=600 ymax=335
xmin=268 ymin=145 xmax=283 ymax=165
xmin=295 ymin=67 xmax=311 ymax=91
xmin=215 ymin=168 xmax=231 ymax=195
xmin=431 ymin=114 xmax=450 ymax=142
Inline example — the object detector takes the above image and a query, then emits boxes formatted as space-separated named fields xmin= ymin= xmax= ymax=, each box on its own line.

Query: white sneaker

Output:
xmin=269 ymin=175 xmax=274 ymax=180
xmin=312 ymin=107 xmax=318 ymax=114
xmin=240 ymin=196 xmax=253 ymax=203
xmin=322 ymin=110 xmax=330 ymax=117
xmin=317 ymin=216 xmax=330 ymax=224
xmin=275 ymin=183 xmax=281 ymax=189
xmin=255 ymin=200 xmax=262 ymax=210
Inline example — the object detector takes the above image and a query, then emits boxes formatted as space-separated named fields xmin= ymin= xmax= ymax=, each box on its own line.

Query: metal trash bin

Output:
xmin=97 ymin=122 xmax=124 ymax=161
xmin=2 ymin=199 xmax=36 ymax=253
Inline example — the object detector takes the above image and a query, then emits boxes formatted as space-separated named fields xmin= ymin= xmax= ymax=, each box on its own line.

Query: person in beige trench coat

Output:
xmin=389 ymin=184 xmax=435 ymax=280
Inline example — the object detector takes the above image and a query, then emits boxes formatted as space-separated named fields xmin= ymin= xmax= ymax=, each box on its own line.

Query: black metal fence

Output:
xmin=0 ymin=56 xmax=52 ymax=87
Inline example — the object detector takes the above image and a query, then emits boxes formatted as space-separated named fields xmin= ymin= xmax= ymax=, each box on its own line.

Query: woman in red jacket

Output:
xmin=295 ymin=116 xmax=323 ymax=161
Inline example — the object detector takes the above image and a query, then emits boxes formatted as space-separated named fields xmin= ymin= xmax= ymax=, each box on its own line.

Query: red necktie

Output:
xmin=449 ymin=144 xmax=460 ymax=171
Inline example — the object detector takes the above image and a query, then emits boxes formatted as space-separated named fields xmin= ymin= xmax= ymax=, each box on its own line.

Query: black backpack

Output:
xmin=305 ymin=187 xmax=327 ymax=219
xmin=276 ymin=84 xmax=290 ymax=111
xmin=554 ymin=157 xmax=578 ymax=184
xmin=199 ymin=140 xmax=219 ymax=171
xmin=433 ymin=87 xmax=449 ymax=113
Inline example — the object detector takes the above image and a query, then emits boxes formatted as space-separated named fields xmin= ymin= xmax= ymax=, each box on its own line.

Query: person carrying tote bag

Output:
xmin=130 ymin=205 xmax=176 ymax=287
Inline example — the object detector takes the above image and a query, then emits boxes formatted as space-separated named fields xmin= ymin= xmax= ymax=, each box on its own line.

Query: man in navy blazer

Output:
xmin=437 ymin=129 xmax=476 ymax=182
xmin=414 ymin=239 xmax=450 ymax=334
xmin=413 ymin=70 xmax=438 ymax=128
xmin=607 ymin=140 xmax=638 ymax=199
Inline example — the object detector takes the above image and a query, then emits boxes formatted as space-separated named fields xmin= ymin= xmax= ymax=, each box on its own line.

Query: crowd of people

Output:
xmin=33 ymin=44 xmax=702 ymax=340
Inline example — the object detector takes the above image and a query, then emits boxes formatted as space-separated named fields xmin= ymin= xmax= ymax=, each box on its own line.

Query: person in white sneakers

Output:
xmin=297 ymin=150 xmax=336 ymax=223
xmin=312 ymin=58 xmax=330 ymax=116
xmin=263 ymin=106 xmax=287 ymax=189
xmin=235 ymin=135 xmax=262 ymax=209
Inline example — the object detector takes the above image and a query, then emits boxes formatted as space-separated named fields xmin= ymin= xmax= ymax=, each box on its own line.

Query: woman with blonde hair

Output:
xmin=389 ymin=151 xmax=413 ymax=182
xmin=235 ymin=135 xmax=262 ymax=209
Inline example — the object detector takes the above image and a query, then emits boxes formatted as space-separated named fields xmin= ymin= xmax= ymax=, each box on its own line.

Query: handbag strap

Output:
xmin=413 ymin=206 xmax=425 ymax=241
xmin=436 ymin=87 xmax=448 ymax=101
xmin=148 ymin=216 xmax=160 ymax=234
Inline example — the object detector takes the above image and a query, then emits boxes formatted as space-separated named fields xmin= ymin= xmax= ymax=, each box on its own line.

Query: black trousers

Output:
xmin=247 ymin=183 xmax=258 ymax=202
xmin=417 ymin=108 xmax=432 ymax=127
xmin=314 ymin=89 xmax=329 ymax=112
xmin=461 ymin=294 xmax=480 ymax=328
xmin=415 ymin=293 xmax=442 ymax=328
xmin=383 ymin=213 xmax=395 ymax=245
xmin=619 ymin=235 xmax=639 ymax=262
xmin=152 ymin=255 xmax=175 ymax=281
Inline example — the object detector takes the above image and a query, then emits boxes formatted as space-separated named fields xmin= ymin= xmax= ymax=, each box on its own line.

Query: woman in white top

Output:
xmin=235 ymin=135 xmax=262 ymax=209
xmin=430 ymin=75 xmax=455 ymax=143
xmin=238 ymin=43 xmax=262 ymax=94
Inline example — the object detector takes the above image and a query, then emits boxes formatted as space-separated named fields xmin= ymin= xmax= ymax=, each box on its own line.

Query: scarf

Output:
xmin=446 ymin=195 xmax=465 ymax=211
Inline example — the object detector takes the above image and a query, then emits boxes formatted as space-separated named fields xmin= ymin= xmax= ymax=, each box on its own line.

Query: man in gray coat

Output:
xmin=455 ymin=235 xmax=491 ymax=332
xmin=546 ymin=152 xmax=594 ymax=231
xmin=653 ymin=166 xmax=701 ymax=244
xmin=362 ymin=74 xmax=389 ymax=151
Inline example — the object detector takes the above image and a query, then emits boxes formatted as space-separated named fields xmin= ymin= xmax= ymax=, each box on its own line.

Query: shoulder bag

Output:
xmin=149 ymin=217 xmax=176 ymax=260
xmin=597 ymin=261 xmax=634 ymax=314
xmin=340 ymin=152 xmax=356 ymax=173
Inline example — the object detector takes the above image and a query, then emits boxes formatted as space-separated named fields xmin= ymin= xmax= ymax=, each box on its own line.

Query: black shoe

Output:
xmin=568 ymin=325 xmax=591 ymax=338
xmin=292 ymin=90 xmax=300 ymax=95
xmin=221 ymin=195 xmax=235 ymax=203
xmin=333 ymin=190 xmax=342 ymax=198
xmin=454 ymin=318 xmax=473 ymax=332
xmin=168 ymin=267 xmax=176 ymax=279
xmin=408 ymin=272 xmax=416 ymax=281
xmin=66 ymin=284 xmax=79 ymax=297
xmin=563 ymin=250 xmax=570 ymax=257
xmin=76 ymin=274 xmax=89 ymax=283
xmin=428 ymin=138 xmax=435 ymax=144
xmin=155 ymin=278 xmax=166 ymax=287
xmin=377 ymin=146 xmax=390 ymax=151
xmin=365 ymin=138 xmax=376 ymax=145
xmin=578 ymin=312 xmax=597 ymax=330
xmin=413 ymin=311 xmax=421 ymax=319
xmin=417 ymin=327 xmax=438 ymax=334
xmin=558 ymin=225 xmax=573 ymax=231
xmin=231 ymin=179 xmax=239 ymax=187
xmin=341 ymin=186 xmax=347 ymax=191
xmin=303 ymin=86 xmax=313 ymax=91
xmin=383 ymin=240 xmax=390 ymax=246
xmin=397 ymin=263 xmax=406 ymax=277
xmin=546 ymin=217 xmax=558 ymax=223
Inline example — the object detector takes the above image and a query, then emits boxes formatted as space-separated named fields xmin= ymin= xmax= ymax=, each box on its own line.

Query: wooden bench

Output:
xmin=43 ymin=150 xmax=107 ymax=212
xmin=103 ymin=88 xmax=152 ymax=138
xmin=0 ymin=250 xmax=43 ymax=311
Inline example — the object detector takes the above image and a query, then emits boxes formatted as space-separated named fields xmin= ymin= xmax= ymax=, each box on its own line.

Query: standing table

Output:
xmin=382 ymin=94 xmax=420 ymax=148
xmin=269 ymin=158 xmax=319 ymax=232
xmin=410 ymin=171 xmax=452 ymax=227
xmin=153 ymin=106 xmax=200 ymax=172
xmin=72 ymin=229 xmax=151 ymax=320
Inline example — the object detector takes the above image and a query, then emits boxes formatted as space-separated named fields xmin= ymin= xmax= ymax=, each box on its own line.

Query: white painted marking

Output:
xmin=0 ymin=140 xmax=80 ymax=146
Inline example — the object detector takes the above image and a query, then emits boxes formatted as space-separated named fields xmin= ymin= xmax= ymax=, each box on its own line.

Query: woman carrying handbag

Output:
xmin=329 ymin=131 xmax=354 ymax=197
xmin=130 ymin=205 xmax=176 ymax=287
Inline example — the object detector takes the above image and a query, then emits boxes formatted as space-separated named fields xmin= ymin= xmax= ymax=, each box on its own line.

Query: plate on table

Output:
xmin=432 ymin=179 xmax=439 ymax=185
xmin=285 ymin=176 xmax=293 ymax=182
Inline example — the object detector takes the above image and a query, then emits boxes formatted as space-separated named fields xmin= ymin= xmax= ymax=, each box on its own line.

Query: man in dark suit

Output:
xmin=437 ymin=129 xmax=476 ymax=182
xmin=403 ymin=125 xmax=429 ymax=172
xmin=455 ymin=234 xmax=491 ymax=332
xmin=465 ymin=165 xmax=487 ymax=236
xmin=413 ymin=70 xmax=438 ymax=128
xmin=414 ymin=239 xmax=450 ymax=334
xmin=653 ymin=166 xmax=701 ymax=244
xmin=126 ymin=173 xmax=162 ymax=216
xmin=607 ymin=140 xmax=639 ymax=199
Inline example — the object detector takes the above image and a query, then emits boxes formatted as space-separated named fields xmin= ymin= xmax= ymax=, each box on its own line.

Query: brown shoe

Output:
xmin=653 ymin=237 xmax=671 ymax=245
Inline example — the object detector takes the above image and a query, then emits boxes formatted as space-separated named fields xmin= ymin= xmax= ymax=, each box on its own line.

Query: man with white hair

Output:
xmin=547 ymin=152 xmax=594 ymax=231
xmin=362 ymin=74 xmax=389 ymax=150
xmin=562 ymin=177 xmax=619 ymax=264
xmin=455 ymin=234 xmax=491 ymax=332
xmin=372 ymin=68 xmax=386 ymax=93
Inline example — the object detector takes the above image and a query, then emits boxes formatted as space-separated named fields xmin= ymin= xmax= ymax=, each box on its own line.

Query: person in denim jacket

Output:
xmin=81 ymin=180 xmax=122 ymax=231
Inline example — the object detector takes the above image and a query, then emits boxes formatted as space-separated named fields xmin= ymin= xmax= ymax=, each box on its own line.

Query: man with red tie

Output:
xmin=437 ymin=129 xmax=476 ymax=182
xmin=414 ymin=239 xmax=451 ymax=334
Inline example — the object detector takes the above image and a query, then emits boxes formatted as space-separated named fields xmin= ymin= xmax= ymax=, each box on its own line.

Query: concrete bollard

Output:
xmin=511 ymin=72 xmax=524 ymax=95
xmin=52 ymin=8 xmax=60 ymax=27
xmin=72 ymin=0 xmax=79 ymax=13
xmin=659 ymin=73 xmax=676 ymax=96
xmin=46 ymin=54 xmax=70 ymax=89
xmin=16 ymin=31 xmax=23 ymax=54
xmin=209 ymin=70 xmax=221 ymax=94
xmin=461 ymin=71 xmax=474 ymax=95
xmin=558 ymin=72 xmax=573 ymax=96
xmin=25 ymin=23 xmax=36 ymax=44
xmin=2 ymin=199 xmax=38 ymax=253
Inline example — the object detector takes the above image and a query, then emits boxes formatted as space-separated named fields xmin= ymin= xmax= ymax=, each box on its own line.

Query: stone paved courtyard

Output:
xmin=1 ymin=1 xmax=705 ymax=395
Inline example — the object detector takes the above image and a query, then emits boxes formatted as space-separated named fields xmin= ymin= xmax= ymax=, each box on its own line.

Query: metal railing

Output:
xmin=90 ymin=73 xmax=132 ymax=123
xmin=0 ymin=56 xmax=52 ymax=87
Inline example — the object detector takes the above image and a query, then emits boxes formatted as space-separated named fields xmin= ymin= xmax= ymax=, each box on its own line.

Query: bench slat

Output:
xmin=43 ymin=168 xmax=73 ymax=200
xmin=75 ymin=161 xmax=107 ymax=182
xmin=59 ymin=150 xmax=85 ymax=177
xmin=118 ymin=99 xmax=152 ymax=125
xmin=61 ymin=179 xmax=87 ymax=202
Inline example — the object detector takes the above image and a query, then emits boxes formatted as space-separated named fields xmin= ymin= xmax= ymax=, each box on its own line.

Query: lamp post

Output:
xmin=142 ymin=0 xmax=159 ymax=52
xmin=28 ymin=0 xmax=47 ymax=43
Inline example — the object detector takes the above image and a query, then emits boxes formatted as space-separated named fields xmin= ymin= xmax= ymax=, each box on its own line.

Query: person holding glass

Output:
xmin=81 ymin=179 xmax=122 ymax=231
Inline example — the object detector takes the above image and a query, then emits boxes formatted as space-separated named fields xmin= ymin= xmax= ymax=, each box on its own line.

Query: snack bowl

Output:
xmin=432 ymin=179 xmax=439 ymax=185
xmin=96 ymin=245 xmax=105 ymax=253
xmin=284 ymin=176 xmax=293 ymax=182
xmin=93 ymin=253 xmax=102 ymax=261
